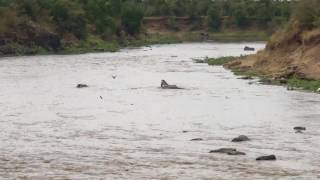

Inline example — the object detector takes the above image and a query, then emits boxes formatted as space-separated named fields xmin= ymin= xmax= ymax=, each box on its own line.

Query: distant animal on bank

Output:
xmin=161 ymin=80 xmax=182 ymax=89
xmin=244 ymin=46 xmax=255 ymax=51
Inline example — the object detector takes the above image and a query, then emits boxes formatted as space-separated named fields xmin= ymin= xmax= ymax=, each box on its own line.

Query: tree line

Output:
xmin=0 ymin=0 xmax=292 ymax=39
xmin=1 ymin=0 xmax=317 ymax=52
xmin=143 ymin=0 xmax=291 ymax=31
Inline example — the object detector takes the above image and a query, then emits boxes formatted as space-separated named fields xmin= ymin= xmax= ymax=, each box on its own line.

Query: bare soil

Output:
xmin=226 ymin=29 xmax=320 ymax=80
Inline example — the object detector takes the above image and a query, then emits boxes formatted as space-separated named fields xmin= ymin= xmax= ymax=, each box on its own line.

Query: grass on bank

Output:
xmin=0 ymin=30 xmax=269 ymax=56
xmin=195 ymin=55 xmax=320 ymax=93
xmin=193 ymin=56 xmax=242 ymax=66
xmin=62 ymin=35 xmax=120 ymax=54
xmin=118 ymin=30 xmax=269 ymax=47
xmin=208 ymin=30 xmax=269 ymax=42
xmin=232 ymin=68 xmax=320 ymax=92
xmin=57 ymin=30 xmax=269 ymax=54
xmin=233 ymin=69 xmax=320 ymax=92
xmin=287 ymin=76 xmax=320 ymax=92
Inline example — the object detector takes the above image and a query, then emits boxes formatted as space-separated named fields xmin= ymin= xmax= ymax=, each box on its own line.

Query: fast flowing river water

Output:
xmin=0 ymin=43 xmax=320 ymax=180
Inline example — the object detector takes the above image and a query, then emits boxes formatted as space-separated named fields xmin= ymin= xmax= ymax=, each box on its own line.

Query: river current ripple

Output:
xmin=0 ymin=43 xmax=319 ymax=179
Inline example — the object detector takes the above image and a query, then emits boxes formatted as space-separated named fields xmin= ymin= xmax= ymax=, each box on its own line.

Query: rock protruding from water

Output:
xmin=190 ymin=138 xmax=203 ymax=141
xmin=232 ymin=135 xmax=250 ymax=142
xmin=294 ymin=127 xmax=306 ymax=131
xmin=76 ymin=84 xmax=88 ymax=88
xmin=294 ymin=127 xmax=306 ymax=133
xmin=244 ymin=46 xmax=255 ymax=51
xmin=209 ymin=148 xmax=246 ymax=155
xmin=256 ymin=155 xmax=276 ymax=161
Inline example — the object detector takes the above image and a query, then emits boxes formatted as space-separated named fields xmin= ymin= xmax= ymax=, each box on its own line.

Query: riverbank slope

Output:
xmin=227 ymin=25 xmax=320 ymax=80
xmin=225 ymin=0 xmax=320 ymax=84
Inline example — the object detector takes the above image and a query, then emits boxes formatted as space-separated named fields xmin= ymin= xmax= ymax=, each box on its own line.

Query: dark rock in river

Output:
xmin=238 ymin=76 xmax=253 ymax=80
xmin=227 ymin=151 xmax=246 ymax=155
xmin=76 ymin=84 xmax=88 ymax=88
xmin=209 ymin=148 xmax=245 ymax=155
xmin=209 ymin=148 xmax=236 ymax=154
xmin=294 ymin=127 xmax=306 ymax=131
xmin=190 ymin=138 xmax=203 ymax=141
xmin=232 ymin=135 xmax=250 ymax=142
xmin=256 ymin=155 xmax=276 ymax=161
xmin=244 ymin=46 xmax=255 ymax=51
xmin=295 ymin=130 xmax=303 ymax=134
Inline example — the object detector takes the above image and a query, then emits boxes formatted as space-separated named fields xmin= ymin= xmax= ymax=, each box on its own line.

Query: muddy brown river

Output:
xmin=0 ymin=43 xmax=320 ymax=179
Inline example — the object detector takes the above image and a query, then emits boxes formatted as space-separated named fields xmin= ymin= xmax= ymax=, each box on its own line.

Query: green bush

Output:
xmin=207 ymin=6 xmax=221 ymax=31
xmin=168 ymin=16 xmax=179 ymax=31
xmin=52 ymin=0 xmax=87 ymax=39
xmin=121 ymin=3 xmax=144 ymax=35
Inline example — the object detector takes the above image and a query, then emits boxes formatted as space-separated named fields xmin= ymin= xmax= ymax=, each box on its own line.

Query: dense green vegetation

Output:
xmin=193 ymin=56 xmax=238 ymax=65
xmin=143 ymin=0 xmax=291 ymax=30
xmin=0 ymin=0 xmax=293 ymax=55
xmin=287 ymin=77 xmax=320 ymax=92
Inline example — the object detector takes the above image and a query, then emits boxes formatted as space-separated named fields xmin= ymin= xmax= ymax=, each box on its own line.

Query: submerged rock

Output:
xmin=294 ymin=126 xmax=306 ymax=134
xmin=162 ymin=85 xmax=183 ymax=89
xmin=256 ymin=155 xmax=276 ymax=161
xmin=232 ymin=135 xmax=250 ymax=142
xmin=76 ymin=84 xmax=88 ymax=88
xmin=227 ymin=151 xmax=246 ymax=155
xmin=209 ymin=148 xmax=245 ymax=155
xmin=295 ymin=130 xmax=303 ymax=134
xmin=294 ymin=127 xmax=306 ymax=131
xmin=209 ymin=148 xmax=236 ymax=154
